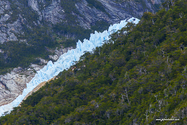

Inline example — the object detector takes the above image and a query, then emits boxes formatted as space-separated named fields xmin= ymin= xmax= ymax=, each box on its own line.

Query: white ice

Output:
xmin=0 ymin=17 xmax=139 ymax=117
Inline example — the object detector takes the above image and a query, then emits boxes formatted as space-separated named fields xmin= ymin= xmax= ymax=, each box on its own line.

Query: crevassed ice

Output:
xmin=0 ymin=17 xmax=140 ymax=117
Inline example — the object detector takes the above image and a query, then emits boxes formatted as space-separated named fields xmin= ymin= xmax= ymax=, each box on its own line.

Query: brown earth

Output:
xmin=18 ymin=77 xmax=57 ymax=106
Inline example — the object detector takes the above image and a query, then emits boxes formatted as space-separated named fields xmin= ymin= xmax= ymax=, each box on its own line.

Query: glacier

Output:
xmin=0 ymin=17 xmax=139 ymax=117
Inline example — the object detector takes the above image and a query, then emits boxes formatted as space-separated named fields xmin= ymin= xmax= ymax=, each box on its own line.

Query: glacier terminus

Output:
xmin=0 ymin=17 xmax=140 ymax=117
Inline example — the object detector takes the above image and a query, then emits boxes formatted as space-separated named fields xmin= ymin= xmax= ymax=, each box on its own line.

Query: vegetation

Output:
xmin=86 ymin=0 xmax=109 ymax=16
xmin=0 ymin=0 xmax=187 ymax=124
xmin=0 ymin=0 xmax=161 ymax=75
xmin=0 ymin=0 xmax=111 ymax=75
xmin=0 ymin=25 xmax=56 ymax=74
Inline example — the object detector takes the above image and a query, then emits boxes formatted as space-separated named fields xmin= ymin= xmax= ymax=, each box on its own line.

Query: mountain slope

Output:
xmin=0 ymin=0 xmax=163 ymax=73
xmin=0 ymin=17 xmax=139 ymax=116
xmin=0 ymin=0 xmax=187 ymax=124
xmin=0 ymin=0 xmax=164 ymax=110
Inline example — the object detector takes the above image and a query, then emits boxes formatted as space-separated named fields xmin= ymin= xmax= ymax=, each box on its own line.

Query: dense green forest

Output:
xmin=0 ymin=0 xmax=187 ymax=124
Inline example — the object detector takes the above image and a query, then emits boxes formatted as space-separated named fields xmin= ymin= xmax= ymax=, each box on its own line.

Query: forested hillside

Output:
xmin=0 ymin=0 xmax=163 ymax=111
xmin=0 ymin=0 xmax=187 ymax=124
xmin=0 ymin=0 xmax=162 ymax=75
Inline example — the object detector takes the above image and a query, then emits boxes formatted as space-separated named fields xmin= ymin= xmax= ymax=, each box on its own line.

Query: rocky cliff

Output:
xmin=0 ymin=46 xmax=72 ymax=106
xmin=0 ymin=0 xmax=162 ymax=44
xmin=0 ymin=0 xmax=163 ymax=106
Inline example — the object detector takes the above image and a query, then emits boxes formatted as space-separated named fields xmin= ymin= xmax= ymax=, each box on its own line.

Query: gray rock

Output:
xmin=49 ymin=55 xmax=59 ymax=61
xmin=28 ymin=0 xmax=40 ymax=13
xmin=0 ymin=64 xmax=44 ymax=106
xmin=0 ymin=0 xmax=163 ymax=43
xmin=0 ymin=0 xmax=164 ymax=107
xmin=0 ymin=49 xmax=4 ymax=53
xmin=0 ymin=14 xmax=10 ymax=22
xmin=41 ymin=0 xmax=65 ymax=24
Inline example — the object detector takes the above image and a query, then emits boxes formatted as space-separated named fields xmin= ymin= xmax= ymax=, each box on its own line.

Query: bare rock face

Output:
xmin=0 ymin=0 xmax=163 ymax=106
xmin=41 ymin=0 xmax=65 ymax=24
xmin=28 ymin=0 xmax=39 ymax=13
xmin=0 ymin=0 xmax=163 ymax=43
xmin=0 ymin=46 xmax=73 ymax=106
xmin=0 ymin=65 xmax=42 ymax=106
xmin=0 ymin=66 xmax=37 ymax=106
xmin=0 ymin=1 xmax=23 ymax=44
xmin=48 ymin=46 xmax=73 ymax=61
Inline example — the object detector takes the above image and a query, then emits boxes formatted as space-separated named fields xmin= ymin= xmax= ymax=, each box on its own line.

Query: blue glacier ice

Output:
xmin=0 ymin=17 xmax=140 ymax=117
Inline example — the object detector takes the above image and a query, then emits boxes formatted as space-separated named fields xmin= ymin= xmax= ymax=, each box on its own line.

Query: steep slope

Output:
xmin=0 ymin=0 xmax=187 ymax=124
xmin=0 ymin=0 xmax=163 ymax=71
xmin=0 ymin=0 xmax=163 ymax=110
xmin=0 ymin=17 xmax=139 ymax=116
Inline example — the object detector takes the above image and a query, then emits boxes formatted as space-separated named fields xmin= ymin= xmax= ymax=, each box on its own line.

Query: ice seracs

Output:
xmin=0 ymin=17 xmax=140 ymax=117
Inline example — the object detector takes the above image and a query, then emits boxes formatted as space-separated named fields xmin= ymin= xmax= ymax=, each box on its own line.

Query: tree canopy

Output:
xmin=0 ymin=0 xmax=187 ymax=124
